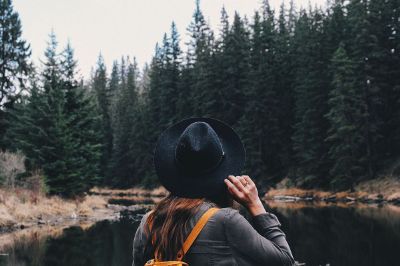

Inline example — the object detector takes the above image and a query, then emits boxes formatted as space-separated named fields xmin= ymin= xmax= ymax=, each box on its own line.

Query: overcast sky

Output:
xmin=13 ymin=0 xmax=325 ymax=79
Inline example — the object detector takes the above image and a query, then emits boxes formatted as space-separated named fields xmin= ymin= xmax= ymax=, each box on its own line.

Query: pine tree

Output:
xmin=346 ymin=0 xmax=381 ymax=179
xmin=134 ymin=56 xmax=161 ymax=187
xmin=367 ymin=0 xmax=400 ymax=172
xmin=183 ymin=0 xmax=214 ymax=117
xmin=258 ymin=3 xmax=283 ymax=178
xmin=219 ymin=12 xmax=250 ymax=124
xmin=236 ymin=11 xmax=266 ymax=181
xmin=110 ymin=58 xmax=140 ymax=187
xmin=129 ymin=44 xmax=172 ymax=187
xmin=274 ymin=2 xmax=296 ymax=174
xmin=0 ymin=0 xmax=31 ymax=107
xmin=287 ymin=0 xmax=297 ymax=34
xmin=291 ymin=9 xmax=331 ymax=187
xmin=167 ymin=22 xmax=182 ymax=122
xmin=4 ymin=76 xmax=46 ymax=170
xmin=33 ymin=32 xmax=70 ymax=194
xmin=60 ymin=43 xmax=102 ymax=193
xmin=109 ymin=61 xmax=120 ymax=95
xmin=158 ymin=23 xmax=182 ymax=127
xmin=92 ymin=54 xmax=113 ymax=179
xmin=185 ymin=0 xmax=211 ymax=67
xmin=120 ymin=56 xmax=127 ymax=91
xmin=384 ymin=0 xmax=400 ymax=169
xmin=325 ymin=43 xmax=368 ymax=189
xmin=0 ymin=0 xmax=31 ymax=148
xmin=7 ymin=33 xmax=101 ymax=196
xmin=237 ymin=3 xmax=287 ymax=184
xmin=108 ymin=60 xmax=120 ymax=145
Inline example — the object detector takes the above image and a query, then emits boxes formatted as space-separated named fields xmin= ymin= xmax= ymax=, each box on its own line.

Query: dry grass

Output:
xmin=265 ymin=176 xmax=400 ymax=202
xmin=75 ymin=195 xmax=107 ymax=217
xmin=0 ymin=151 xmax=25 ymax=188
xmin=90 ymin=186 xmax=168 ymax=197
xmin=1 ymin=185 xmax=165 ymax=231
xmin=266 ymin=187 xmax=329 ymax=198
xmin=0 ymin=188 xmax=108 ymax=229
xmin=0 ymin=205 xmax=15 ymax=228
xmin=355 ymin=176 xmax=400 ymax=200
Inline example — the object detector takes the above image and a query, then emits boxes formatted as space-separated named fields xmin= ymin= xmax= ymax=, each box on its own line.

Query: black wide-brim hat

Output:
xmin=154 ymin=117 xmax=246 ymax=198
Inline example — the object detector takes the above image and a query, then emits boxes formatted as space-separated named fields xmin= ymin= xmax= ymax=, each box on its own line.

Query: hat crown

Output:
xmin=175 ymin=122 xmax=224 ymax=176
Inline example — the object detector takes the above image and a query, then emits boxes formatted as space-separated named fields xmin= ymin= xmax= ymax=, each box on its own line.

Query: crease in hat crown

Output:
xmin=174 ymin=121 xmax=225 ymax=176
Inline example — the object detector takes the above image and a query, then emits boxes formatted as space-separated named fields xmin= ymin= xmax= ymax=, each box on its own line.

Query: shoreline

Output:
xmin=265 ymin=176 xmax=400 ymax=205
xmin=1 ymin=178 xmax=399 ymax=237
xmin=0 ymin=187 xmax=160 ymax=237
xmin=264 ymin=188 xmax=400 ymax=205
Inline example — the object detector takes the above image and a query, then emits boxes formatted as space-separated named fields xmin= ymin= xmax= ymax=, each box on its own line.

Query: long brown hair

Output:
xmin=145 ymin=191 xmax=233 ymax=261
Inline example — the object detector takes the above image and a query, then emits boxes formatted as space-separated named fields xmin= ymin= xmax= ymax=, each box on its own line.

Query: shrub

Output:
xmin=0 ymin=150 xmax=26 ymax=188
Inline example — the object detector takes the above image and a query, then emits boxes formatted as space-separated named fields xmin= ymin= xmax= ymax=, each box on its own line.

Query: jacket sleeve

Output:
xmin=132 ymin=212 xmax=151 ymax=266
xmin=223 ymin=208 xmax=295 ymax=266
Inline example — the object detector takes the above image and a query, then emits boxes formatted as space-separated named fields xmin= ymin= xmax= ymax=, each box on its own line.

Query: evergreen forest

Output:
xmin=1 ymin=0 xmax=400 ymax=196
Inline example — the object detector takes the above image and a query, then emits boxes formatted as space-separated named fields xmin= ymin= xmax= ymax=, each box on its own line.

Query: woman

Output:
xmin=132 ymin=118 xmax=295 ymax=266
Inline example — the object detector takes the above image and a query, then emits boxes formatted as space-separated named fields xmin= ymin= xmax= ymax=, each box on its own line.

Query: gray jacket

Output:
xmin=132 ymin=201 xmax=295 ymax=266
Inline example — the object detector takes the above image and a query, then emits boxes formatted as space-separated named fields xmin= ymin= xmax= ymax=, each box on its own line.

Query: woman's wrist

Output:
xmin=247 ymin=198 xmax=266 ymax=216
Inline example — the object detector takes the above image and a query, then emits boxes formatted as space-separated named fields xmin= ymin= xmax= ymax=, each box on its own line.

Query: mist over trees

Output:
xmin=1 ymin=0 xmax=400 ymax=195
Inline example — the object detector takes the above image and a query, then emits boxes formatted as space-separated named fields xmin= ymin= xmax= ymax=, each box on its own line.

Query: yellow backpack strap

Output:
xmin=176 ymin=207 xmax=220 ymax=260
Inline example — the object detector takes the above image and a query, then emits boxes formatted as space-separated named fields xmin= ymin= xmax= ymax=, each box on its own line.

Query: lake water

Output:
xmin=1 ymin=201 xmax=399 ymax=266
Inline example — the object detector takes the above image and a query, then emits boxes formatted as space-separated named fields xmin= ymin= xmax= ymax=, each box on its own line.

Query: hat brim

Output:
xmin=154 ymin=117 xmax=246 ymax=198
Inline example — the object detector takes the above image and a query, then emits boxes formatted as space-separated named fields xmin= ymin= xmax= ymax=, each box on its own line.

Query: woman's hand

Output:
xmin=224 ymin=175 xmax=266 ymax=216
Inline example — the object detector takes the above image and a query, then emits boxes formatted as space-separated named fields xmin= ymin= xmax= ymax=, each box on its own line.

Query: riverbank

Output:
xmin=265 ymin=176 xmax=400 ymax=205
xmin=89 ymin=186 xmax=168 ymax=197
xmin=1 ymin=183 xmax=399 ymax=266
xmin=2 ymin=192 xmax=399 ymax=266
xmin=0 ymin=187 xmax=158 ymax=235
xmin=1 ymin=177 xmax=399 ymax=235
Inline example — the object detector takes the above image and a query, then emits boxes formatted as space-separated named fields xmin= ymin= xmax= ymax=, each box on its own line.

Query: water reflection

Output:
xmin=0 ymin=203 xmax=399 ymax=266
xmin=271 ymin=203 xmax=400 ymax=266
xmin=0 ymin=213 xmax=141 ymax=266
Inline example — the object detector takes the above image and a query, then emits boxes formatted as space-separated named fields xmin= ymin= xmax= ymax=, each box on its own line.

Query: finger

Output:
xmin=243 ymin=175 xmax=255 ymax=188
xmin=233 ymin=175 xmax=250 ymax=195
xmin=238 ymin=175 xmax=248 ymax=187
xmin=224 ymin=178 xmax=243 ymax=197
xmin=238 ymin=176 xmax=251 ymax=192
xmin=229 ymin=175 xmax=246 ymax=192
xmin=225 ymin=179 xmax=239 ymax=196
xmin=230 ymin=175 xmax=247 ymax=189
xmin=226 ymin=183 xmax=237 ymax=196
xmin=238 ymin=176 xmax=251 ymax=194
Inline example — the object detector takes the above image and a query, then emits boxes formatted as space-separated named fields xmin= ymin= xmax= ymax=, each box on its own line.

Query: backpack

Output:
xmin=145 ymin=207 xmax=220 ymax=266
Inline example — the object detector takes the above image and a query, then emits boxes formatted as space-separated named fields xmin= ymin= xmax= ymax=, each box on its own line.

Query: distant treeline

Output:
xmin=1 ymin=0 xmax=399 ymax=196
